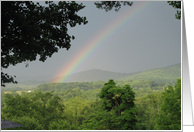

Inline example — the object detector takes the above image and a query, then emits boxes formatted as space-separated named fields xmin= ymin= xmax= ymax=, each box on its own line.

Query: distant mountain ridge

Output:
xmin=8 ymin=63 xmax=181 ymax=86
xmin=50 ymin=69 xmax=134 ymax=83
xmin=51 ymin=63 xmax=181 ymax=83
xmin=118 ymin=63 xmax=181 ymax=83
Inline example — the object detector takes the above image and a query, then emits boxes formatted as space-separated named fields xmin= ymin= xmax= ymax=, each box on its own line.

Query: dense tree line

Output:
xmin=120 ymin=63 xmax=181 ymax=84
xmin=1 ymin=79 xmax=177 ymax=103
xmin=34 ymin=79 xmax=177 ymax=99
xmin=1 ymin=86 xmax=29 ymax=92
xmin=36 ymin=81 xmax=105 ymax=92
xmin=36 ymin=80 xmax=168 ymax=92
xmin=1 ymin=79 xmax=181 ymax=130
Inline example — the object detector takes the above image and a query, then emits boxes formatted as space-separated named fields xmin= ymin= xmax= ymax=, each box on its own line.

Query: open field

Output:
xmin=3 ymin=91 xmax=26 ymax=95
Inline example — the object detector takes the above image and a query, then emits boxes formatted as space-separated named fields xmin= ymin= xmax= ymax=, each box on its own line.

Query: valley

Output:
xmin=1 ymin=63 xmax=181 ymax=130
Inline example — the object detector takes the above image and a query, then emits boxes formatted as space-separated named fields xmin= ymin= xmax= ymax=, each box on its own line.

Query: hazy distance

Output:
xmin=2 ymin=1 xmax=181 ymax=82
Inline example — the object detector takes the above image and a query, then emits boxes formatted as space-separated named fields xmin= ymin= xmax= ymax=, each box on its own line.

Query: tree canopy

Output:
xmin=95 ymin=1 xmax=181 ymax=20
xmin=1 ymin=1 xmax=88 ymax=86
xmin=98 ymin=79 xmax=137 ymax=129
xmin=2 ymin=91 xmax=65 ymax=130
xmin=1 ymin=78 xmax=181 ymax=130
xmin=155 ymin=78 xmax=181 ymax=130
xmin=167 ymin=1 xmax=181 ymax=20
xmin=94 ymin=1 xmax=133 ymax=12
xmin=1 ymin=1 xmax=181 ymax=87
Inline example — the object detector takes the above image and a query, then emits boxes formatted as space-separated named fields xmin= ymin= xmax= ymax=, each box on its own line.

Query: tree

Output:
xmin=1 ymin=93 xmax=33 ymax=119
xmin=135 ymin=92 xmax=163 ymax=130
xmin=1 ymin=1 xmax=88 ymax=86
xmin=2 ymin=116 xmax=44 ymax=130
xmin=154 ymin=78 xmax=181 ymax=130
xmin=81 ymin=98 xmax=121 ymax=130
xmin=94 ymin=1 xmax=133 ymax=12
xmin=98 ymin=79 xmax=137 ymax=130
xmin=30 ymin=91 xmax=65 ymax=129
xmin=167 ymin=1 xmax=181 ymax=20
xmin=1 ymin=91 xmax=65 ymax=130
xmin=82 ymin=108 xmax=120 ymax=130
xmin=63 ymin=96 xmax=90 ymax=125
xmin=95 ymin=1 xmax=181 ymax=20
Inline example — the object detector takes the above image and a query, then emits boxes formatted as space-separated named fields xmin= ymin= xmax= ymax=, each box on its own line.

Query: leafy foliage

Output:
xmin=1 ymin=78 xmax=181 ymax=130
xmin=1 ymin=1 xmax=88 ymax=86
xmin=94 ymin=1 xmax=181 ymax=20
xmin=98 ymin=79 xmax=137 ymax=130
xmin=135 ymin=92 xmax=163 ymax=130
xmin=82 ymin=109 xmax=120 ymax=130
xmin=2 ymin=94 xmax=32 ymax=118
xmin=1 ymin=91 xmax=65 ymax=130
xmin=94 ymin=1 xmax=133 ymax=12
xmin=155 ymin=78 xmax=181 ymax=130
xmin=1 ymin=72 xmax=18 ymax=87
xmin=37 ymin=81 xmax=105 ymax=92
xmin=167 ymin=1 xmax=181 ymax=20
xmin=49 ymin=119 xmax=80 ymax=130
xmin=2 ymin=116 xmax=44 ymax=130
xmin=33 ymin=79 xmax=173 ymax=101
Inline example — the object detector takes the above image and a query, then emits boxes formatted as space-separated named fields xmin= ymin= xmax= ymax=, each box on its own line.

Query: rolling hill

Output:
xmin=50 ymin=69 xmax=134 ymax=83
xmin=51 ymin=63 xmax=181 ymax=83
xmin=118 ymin=63 xmax=181 ymax=83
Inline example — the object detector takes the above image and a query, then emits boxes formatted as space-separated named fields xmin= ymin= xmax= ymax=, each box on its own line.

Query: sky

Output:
xmin=2 ymin=1 xmax=181 ymax=82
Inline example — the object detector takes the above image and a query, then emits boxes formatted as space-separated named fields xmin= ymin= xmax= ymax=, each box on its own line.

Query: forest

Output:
xmin=1 ymin=1 xmax=181 ymax=130
xmin=1 ymin=78 xmax=181 ymax=130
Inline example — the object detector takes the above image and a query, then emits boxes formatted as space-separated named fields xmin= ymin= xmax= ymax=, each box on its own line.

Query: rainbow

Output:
xmin=52 ymin=1 xmax=153 ymax=83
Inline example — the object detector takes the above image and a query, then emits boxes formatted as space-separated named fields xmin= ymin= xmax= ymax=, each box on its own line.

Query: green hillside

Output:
xmin=118 ymin=63 xmax=181 ymax=83
xmin=51 ymin=63 xmax=181 ymax=83
xmin=1 ymin=79 xmax=181 ymax=130
xmin=2 ymin=64 xmax=181 ymax=130
xmin=51 ymin=69 xmax=132 ymax=83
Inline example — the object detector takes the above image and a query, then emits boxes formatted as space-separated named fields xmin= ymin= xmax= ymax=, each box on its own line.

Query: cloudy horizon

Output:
xmin=2 ymin=1 xmax=181 ymax=82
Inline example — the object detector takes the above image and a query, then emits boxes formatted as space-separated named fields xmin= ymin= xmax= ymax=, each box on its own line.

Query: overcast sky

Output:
xmin=3 ymin=1 xmax=181 ymax=81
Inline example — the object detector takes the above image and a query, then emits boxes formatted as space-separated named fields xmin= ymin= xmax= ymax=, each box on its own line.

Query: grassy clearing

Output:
xmin=3 ymin=91 xmax=26 ymax=95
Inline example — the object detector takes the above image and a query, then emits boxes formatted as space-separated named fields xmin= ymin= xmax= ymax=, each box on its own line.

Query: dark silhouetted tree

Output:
xmin=1 ymin=1 xmax=88 ymax=86
xmin=167 ymin=1 xmax=181 ymax=20
xmin=94 ymin=1 xmax=133 ymax=12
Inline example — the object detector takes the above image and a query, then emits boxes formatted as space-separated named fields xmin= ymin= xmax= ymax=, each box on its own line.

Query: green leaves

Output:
xmin=82 ymin=109 xmax=119 ymax=130
xmin=2 ymin=116 xmax=44 ymax=130
xmin=154 ymin=78 xmax=181 ymax=130
xmin=2 ymin=91 xmax=65 ymax=130
xmin=1 ymin=1 xmax=88 ymax=86
xmin=2 ymin=94 xmax=32 ymax=118
xmin=1 ymin=78 xmax=181 ymax=130
xmin=1 ymin=72 xmax=18 ymax=87
xmin=167 ymin=1 xmax=181 ymax=20
xmin=98 ymin=79 xmax=137 ymax=129
xmin=94 ymin=1 xmax=133 ymax=12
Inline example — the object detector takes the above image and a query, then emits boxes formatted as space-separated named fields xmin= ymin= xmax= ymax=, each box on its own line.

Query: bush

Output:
xmin=2 ymin=116 xmax=44 ymax=130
